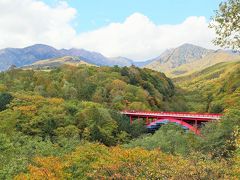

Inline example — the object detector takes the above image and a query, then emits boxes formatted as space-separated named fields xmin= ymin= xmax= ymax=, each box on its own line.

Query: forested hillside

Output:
xmin=0 ymin=64 xmax=239 ymax=179
xmin=175 ymin=61 xmax=240 ymax=113
xmin=0 ymin=65 xmax=186 ymax=178
xmin=0 ymin=65 xmax=186 ymax=111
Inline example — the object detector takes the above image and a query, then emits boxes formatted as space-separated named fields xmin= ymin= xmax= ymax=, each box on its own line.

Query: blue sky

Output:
xmin=43 ymin=0 xmax=222 ymax=33
xmin=0 ymin=0 xmax=222 ymax=60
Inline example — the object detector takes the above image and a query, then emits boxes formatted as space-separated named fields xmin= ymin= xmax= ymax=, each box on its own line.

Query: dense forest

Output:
xmin=0 ymin=65 xmax=186 ymax=111
xmin=0 ymin=64 xmax=239 ymax=179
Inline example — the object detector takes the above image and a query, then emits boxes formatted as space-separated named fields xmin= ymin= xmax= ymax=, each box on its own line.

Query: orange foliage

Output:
xmin=48 ymin=98 xmax=64 ymax=105
xmin=66 ymin=143 xmax=231 ymax=179
xmin=15 ymin=94 xmax=45 ymax=102
xmin=14 ymin=105 xmax=37 ymax=116
xmin=15 ymin=105 xmax=37 ymax=112
xmin=90 ymin=147 xmax=231 ymax=179
xmin=14 ymin=157 xmax=69 ymax=180
xmin=14 ymin=143 xmax=236 ymax=179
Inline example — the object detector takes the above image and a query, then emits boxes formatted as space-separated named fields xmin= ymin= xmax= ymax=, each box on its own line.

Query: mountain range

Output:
xmin=0 ymin=43 xmax=239 ymax=76
xmin=0 ymin=44 xmax=138 ymax=71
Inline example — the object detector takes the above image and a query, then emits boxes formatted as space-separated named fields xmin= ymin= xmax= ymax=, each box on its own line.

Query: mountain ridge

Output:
xmin=0 ymin=43 xmax=239 ymax=74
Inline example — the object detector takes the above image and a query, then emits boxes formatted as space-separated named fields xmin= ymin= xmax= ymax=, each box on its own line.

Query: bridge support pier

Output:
xmin=194 ymin=120 xmax=198 ymax=133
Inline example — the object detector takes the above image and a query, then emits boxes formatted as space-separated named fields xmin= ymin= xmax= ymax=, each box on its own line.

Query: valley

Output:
xmin=1 ymin=0 xmax=240 ymax=179
xmin=0 ymin=58 xmax=239 ymax=178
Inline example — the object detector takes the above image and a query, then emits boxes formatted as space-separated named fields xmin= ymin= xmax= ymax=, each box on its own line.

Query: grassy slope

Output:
xmin=23 ymin=56 xmax=95 ymax=70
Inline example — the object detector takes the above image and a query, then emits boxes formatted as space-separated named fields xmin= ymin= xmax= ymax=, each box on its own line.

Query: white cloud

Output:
xmin=73 ymin=13 xmax=217 ymax=60
xmin=0 ymin=0 xmax=217 ymax=60
xmin=0 ymin=0 xmax=77 ymax=49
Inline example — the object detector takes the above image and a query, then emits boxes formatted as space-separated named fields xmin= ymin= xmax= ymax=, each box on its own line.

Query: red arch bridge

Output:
xmin=121 ymin=111 xmax=223 ymax=135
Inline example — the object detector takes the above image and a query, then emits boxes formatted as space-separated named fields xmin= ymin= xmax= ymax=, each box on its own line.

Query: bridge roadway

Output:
xmin=121 ymin=111 xmax=223 ymax=135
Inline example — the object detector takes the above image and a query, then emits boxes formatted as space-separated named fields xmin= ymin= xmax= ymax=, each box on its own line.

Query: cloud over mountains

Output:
xmin=0 ymin=0 xmax=217 ymax=60
xmin=0 ymin=0 xmax=77 ymax=49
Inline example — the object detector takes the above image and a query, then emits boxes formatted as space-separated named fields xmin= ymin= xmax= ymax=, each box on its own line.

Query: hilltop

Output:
xmin=23 ymin=56 xmax=95 ymax=70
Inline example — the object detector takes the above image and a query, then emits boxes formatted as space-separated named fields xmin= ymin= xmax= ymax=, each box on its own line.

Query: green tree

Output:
xmin=210 ymin=0 xmax=240 ymax=50
xmin=199 ymin=109 xmax=240 ymax=158
xmin=76 ymin=104 xmax=118 ymax=146
xmin=125 ymin=123 xmax=193 ymax=155
xmin=0 ymin=92 xmax=13 ymax=111
xmin=209 ymin=101 xmax=224 ymax=113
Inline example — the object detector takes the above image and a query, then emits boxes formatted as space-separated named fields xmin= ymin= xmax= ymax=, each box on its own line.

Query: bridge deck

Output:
xmin=121 ymin=111 xmax=222 ymax=120
xmin=121 ymin=111 xmax=223 ymax=135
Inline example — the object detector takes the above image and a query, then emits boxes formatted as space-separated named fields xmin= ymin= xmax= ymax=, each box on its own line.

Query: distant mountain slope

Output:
xmin=169 ymin=50 xmax=240 ymax=76
xmin=23 ymin=56 xmax=94 ymax=70
xmin=154 ymin=43 xmax=212 ymax=67
xmin=108 ymin=56 xmax=133 ymax=67
xmin=133 ymin=58 xmax=156 ymax=67
xmin=59 ymin=48 xmax=111 ymax=66
xmin=0 ymin=44 xmax=61 ymax=71
xmin=145 ymin=43 xmax=240 ymax=77
xmin=0 ymin=44 xmax=134 ymax=71
xmin=175 ymin=61 xmax=240 ymax=112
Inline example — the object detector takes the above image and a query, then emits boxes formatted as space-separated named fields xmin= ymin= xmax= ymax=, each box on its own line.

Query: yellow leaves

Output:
xmin=15 ymin=156 xmax=69 ymax=180
xmin=14 ymin=143 xmax=237 ymax=179
xmin=70 ymin=144 xmax=232 ymax=179
xmin=15 ymin=105 xmax=37 ymax=112
xmin=14 ymin=105 xmax=37 ymax=116
xmin=231 ymin=154 xmax=240 ymax=178
xmin=15 ymin=94 xmax=45 ymax=102
xmin=111 ymin=79 xmax=127 ymax=91
xmin=225 ymin=98 xmax=236 ymax=107
xmin=48 ymin=98 xmax=64 ymax=105
xmin=229 ymin=128 xmax=240 ymax=178
xmin=0 ymin=84 xmax=7 ymax=92
xmin=86 ymin=145 xmax=167 ymax=178
xmin=13 ymin=94 xmax=64 ymax=107
xmin=10 ymin=94 xmax=65 ymax=113
xmin=82 ymin=127 xmax=91 ymax=140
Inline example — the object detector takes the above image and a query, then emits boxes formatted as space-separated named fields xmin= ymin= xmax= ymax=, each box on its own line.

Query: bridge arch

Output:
xmin=147 ymin=118 xmax=200 ymax=135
